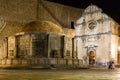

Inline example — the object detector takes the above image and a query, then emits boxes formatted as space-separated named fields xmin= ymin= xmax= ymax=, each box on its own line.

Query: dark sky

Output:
xmin=47 ymin=0 xmax=120 ymax=24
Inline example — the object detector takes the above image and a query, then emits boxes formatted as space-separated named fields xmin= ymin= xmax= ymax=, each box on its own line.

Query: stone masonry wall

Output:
xmin=8 ymin=36 xmax=16 ymax=59
xmin=17 ymin=34 xmax=31 ymax=58
xmin=0 ymin=58 xmax=84 ymax=69
xmin=39 ymin=0 xmax=83 ymax=28
xmin=49 ymin=33 xmax=63 ymax=58
xmin=0 ymin=0 xmax=83 ymax=27
xmin=0 ymin=0 xmax=37 ymax=23
xmin=63 ymin=36 xmax=73 ymax=59
xmin=31 ymin=33 xmax=48 ymax=57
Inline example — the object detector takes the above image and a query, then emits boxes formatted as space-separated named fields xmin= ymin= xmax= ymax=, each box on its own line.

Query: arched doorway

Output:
xmin=88 ymin=51 xmax=95 ymax=65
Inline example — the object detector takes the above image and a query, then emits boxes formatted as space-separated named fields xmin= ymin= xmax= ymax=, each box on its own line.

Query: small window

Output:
xmin=71 ymin=21 xmax=74 ymax=29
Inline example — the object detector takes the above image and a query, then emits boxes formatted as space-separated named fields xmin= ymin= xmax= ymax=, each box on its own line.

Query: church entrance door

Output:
xmin=88 ymin=51 xmax=95 ymax=65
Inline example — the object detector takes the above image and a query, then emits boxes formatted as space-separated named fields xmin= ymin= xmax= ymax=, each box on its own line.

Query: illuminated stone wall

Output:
xmin=0 ymin=0 xmax=37 ymax=23
xmin=31 ymin=33 xmax=48 ymax=57
xmin=8 ymin=36 xmax=16 ymax=59
xmin=49 ymin=33 xmax=63 ymax=58
xmin=0 ymin=38 xmax=8 ymax=59
xmin=63 ymin=36 xmax=73 ymax=59
xmin=16 ymin=34 xmax=31 ymax=58
xmin=39 ymin=0 xmax=83 ymax=28
xmin=75 ymin=5 xmax=120 ymax=65
xmin=0 ymin=32 xmax=76 ymax=59
xmin=0 ymin=0 xmax=83 ymax=28
xmin=110 ymin=20 xmax=120 ymax=63
xmin=110 ymin=34 xmax=119 ymax=63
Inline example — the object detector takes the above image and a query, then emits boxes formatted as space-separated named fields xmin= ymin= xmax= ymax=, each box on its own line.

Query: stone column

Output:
xmin=15 ymin=36 xmax=18 ymax=58
xmin=108 ymin=33 xmax=111 ymax=62
xmin=63 ymin=36 xmax=66 ymax=58
xmin=30 ymin=34 xmax=33 ymax=57
xmin=72 ymin=38 xmax=75 ymax=59
xmin=47 ymin=34 xmax=50 ymax=58
xmin=75 ymin=23 xmax=83 ymax=59
xmin=77 ymin=38 xmax=83 ymax=59
xmin=2 ymin=37 xmax=8 ymax=59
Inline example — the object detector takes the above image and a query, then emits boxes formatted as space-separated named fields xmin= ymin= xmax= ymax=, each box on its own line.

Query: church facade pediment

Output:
xmin=75 ymin=5 xmax=111 ymax=36
xmin=84 ymin=5 xmax=102 ymax=14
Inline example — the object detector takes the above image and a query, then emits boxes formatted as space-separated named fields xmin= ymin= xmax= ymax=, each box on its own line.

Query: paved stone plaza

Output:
xmin=0 ymin=68 xmax=120 ymax=80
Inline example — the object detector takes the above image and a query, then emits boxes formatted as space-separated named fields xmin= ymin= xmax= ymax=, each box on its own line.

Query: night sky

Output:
xmin=47 ymin=0 xmax=120 ymax=24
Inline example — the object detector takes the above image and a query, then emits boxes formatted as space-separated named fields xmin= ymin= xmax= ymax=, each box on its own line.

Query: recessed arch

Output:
xmin=88 ymin=50 xmax=95 ymax=65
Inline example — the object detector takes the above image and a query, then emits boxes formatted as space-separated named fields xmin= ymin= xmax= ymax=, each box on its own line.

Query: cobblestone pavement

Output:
xmin=0 ymin=68 xmax=120 ymax=80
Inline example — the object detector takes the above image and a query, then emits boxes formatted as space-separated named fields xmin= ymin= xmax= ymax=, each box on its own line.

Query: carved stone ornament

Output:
xmin=88 ymin=20 xmax=97 ymax=30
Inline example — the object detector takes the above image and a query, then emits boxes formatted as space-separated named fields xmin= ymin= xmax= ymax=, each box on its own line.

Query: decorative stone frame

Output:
xmin=87 ymin=20 xmax=97 ymax=31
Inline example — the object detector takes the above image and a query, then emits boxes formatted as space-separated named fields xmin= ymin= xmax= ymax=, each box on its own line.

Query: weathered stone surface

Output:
xmin=67 ymin=59 xmax=73 ymax=65
xmin=2 ymin=2 xmax=120 ymax=68
xmin=73 ymin=59 xmax=79 ymax=65
xmin=0 ymin=0 xmax=37 ymax=23
xmin=17 ymin=34 xmax=31 ymax=58
xmin=59 ymin=59 xmax=66 ymax=65
xmin=75 ymin=5 xmax=120 ymax=65
xmin=39 ymin=0 xmax=83 ymax=28
xmin=21 ymin=59 xmax=27 ymax=65
xmin=8 ymin=36 xmax=16 ymax=59
xmin=49 ymin=58 xmax=57 ymax=64
xmin=63 ymin=36 xmax=73 ymax=59
xmin=1 ymin=59 xmax=6 ymax=65
xmin=22 ymin=21 xmax=64 ymax=34
xmin=31 ymin=33 xmax=48 ymax=57
xmin=0 ymin=0 xmax=83 ymax=28
xmin=12 ymin=59 xmax=19 ymax=65
xmin=49 ymin=33 xmax=63 ymax=58
xmin=6 ymin=59 xmax=12 ymax=65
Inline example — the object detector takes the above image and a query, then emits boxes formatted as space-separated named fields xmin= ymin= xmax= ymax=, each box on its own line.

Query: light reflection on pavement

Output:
xmin=0 ymin=68 xmax=119 ymax=80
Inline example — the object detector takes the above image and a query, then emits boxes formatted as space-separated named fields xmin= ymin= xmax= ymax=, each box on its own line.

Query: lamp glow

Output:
xmin=118 ymin=46 xmax=120 ymax=51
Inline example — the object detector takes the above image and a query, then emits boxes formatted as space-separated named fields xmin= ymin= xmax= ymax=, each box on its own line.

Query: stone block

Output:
xmin=12 ymin=59 xmax=19 ymax=65
xmin=67 ymin=59 xmax=73 ymax=65
xmin=1 ymin=59 xmax=6 ymax=65
xmin=6 ymin=59 xmax=12 ymax=65
xmin=21 ymin=59 xmax=27 ymax=65
xmin=73 ymin=59 xmax=78 ymax=65
xmin=59 ymin=59 xmax=66 ymax=65
xmin=78 ymin=60 xmax=83 ymax=65
xmin=29 ymin=59 xmax=35 ymax=65
xmin=39 ymin=58 xmax=45 ymax=64
xmin=49 ymin=59 xmax=56 ymax=64
xmin=44 ymin=58 xmax=50 ymax=65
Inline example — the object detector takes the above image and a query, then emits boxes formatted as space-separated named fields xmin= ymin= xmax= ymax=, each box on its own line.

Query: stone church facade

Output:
xmin=75 ymin=5 xmax=120 ymax=66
